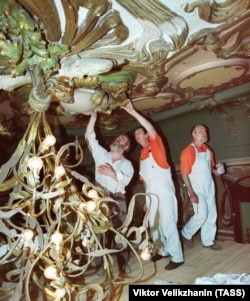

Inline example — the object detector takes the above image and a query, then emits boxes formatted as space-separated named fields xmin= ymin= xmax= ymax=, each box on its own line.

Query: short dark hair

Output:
xmin=191 ymin=124 xmax=208 ymax=135
xmin=134 ymin=126 xmax=147 ymax=134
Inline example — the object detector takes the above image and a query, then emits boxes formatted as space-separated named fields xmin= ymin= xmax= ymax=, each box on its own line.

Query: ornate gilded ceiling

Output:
xmin=0 ymin=0 xmax=250 ymax=136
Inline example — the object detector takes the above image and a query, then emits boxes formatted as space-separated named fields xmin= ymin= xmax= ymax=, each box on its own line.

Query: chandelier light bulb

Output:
xmin=27 ymin=156 xmax=43 ymax=180
xmin=82 ymin=236 xmax=89 ymax=247
xmin=38 ymin=135 xmax=56 ymax=153
xmin=23 ymin=229 xmax=34 ymax=240
xmin=140 ymin=247 xmax=151 ymax=261
xmin=43 ymin=135 xmax=56 ymax=147
xmin=86 ymin=200 xmax=96 ymax=212
xmin=55 ymin=288 xmax=66 ymax=300
xmin=51 ymin=232 xmax=63 ymax=245
xmin=87 ymin=189 xmax=99 ymax=199
xmin=44 ymin=266 xmax=59 ymax=280
xmin=51 ymin=232 xmax=63 ymax=252
xmin=54 ymin=165 xmax=66 ymax=180
xmin=22 ymin=229 xmax=34 ymax=247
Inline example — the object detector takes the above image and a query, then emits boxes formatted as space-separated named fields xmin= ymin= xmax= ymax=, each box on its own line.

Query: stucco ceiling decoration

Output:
xmin=0 ymin=0 xmax=250 ymax=136
xmin=176 ymin=61 xmax=247 ymax=89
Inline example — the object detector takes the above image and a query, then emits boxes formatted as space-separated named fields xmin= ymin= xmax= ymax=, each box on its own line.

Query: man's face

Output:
xmin=110 ymin=135 xmax=129 ymax=153
xmin=134 ymin=128 xmax=148 ymax=146
xmin=193 ymin=125 xmax=208 ymax=144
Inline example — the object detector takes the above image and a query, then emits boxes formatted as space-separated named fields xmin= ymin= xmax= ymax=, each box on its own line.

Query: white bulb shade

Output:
xmin=87 ymin=189 xmax=99 ymax=199
xmin=86 ymin=201 xmax=96 ymax=212
xmin=23 ymin=229 xmax=33 ymax=240
xmin=141 ymin=248 xmax=151 ymax=261
xmin=43 ymin=135 xmax=56 ymax=147
xmin=27 ymin=156 xmax=43 ymax=176
xmin=55 ymin=288 xmax=66 ymax=299
xmin=38 ymin=135 xmax=56 ymax=153
xmin=54 ymin=165 xmax=66 ymax=179
xmin=60 ymin=88 xmax=108 ymax=115
xmin=44 ymin=266 xmax=58 ymax=280
xmin=82 ymin=236 xmax=88 ymax=247
xmin=51 ymin=232 xmax=63 ymax=245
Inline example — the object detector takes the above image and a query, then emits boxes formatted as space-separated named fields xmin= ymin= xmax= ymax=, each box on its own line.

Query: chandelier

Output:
xmin=0 ymin=71 xmax=152 ymax=301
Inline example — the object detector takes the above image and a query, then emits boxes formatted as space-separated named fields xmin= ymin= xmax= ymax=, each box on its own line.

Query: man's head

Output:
xmin=191 ymin=124 xmax=209 ymax=144
xmin=110 ymin=134 xmax=131 ymax=153
xmin=134 ymin=126 xmax=149 ymax=147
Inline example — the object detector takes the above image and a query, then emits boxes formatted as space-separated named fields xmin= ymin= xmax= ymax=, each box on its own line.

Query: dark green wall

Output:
xmin=157 ymin=106 xmax=250 ymax=165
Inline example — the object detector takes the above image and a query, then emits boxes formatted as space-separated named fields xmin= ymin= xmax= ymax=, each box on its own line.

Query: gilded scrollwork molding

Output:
xmin=188 ymin=11 xmax=250 ymax=58
xmin=0 ymin=0 xmax=249 ymax=129
xmin=64 ymin=0 xmax=112 ymax=45
xmin=182 ymin=0 xmax=250 ymax=24
xmin=114 ymin=0 xmax=188 ymax=77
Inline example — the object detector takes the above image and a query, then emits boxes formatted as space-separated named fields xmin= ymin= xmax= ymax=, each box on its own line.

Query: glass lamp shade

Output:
xmin=87 ymin=189 xmax=99 ymax=199
xmin=38 ymin=135 xmax=56 ymax=153
xmin=44 ymin=266 xmax=58 ymax=280
xmin=43 ymin=135 xmax=56 ymax=147
xmin=60 ymin=88 xmax=108 ymax=115
xmin=23 ymin=229 xmax=34 ymax=240
xmin=86 ymin=200 xmax=96 ymax=212
xmin=54 ymin=165 xmax=66 ymax=180
xmin=55 ymin=288 xmax=66 ymax=300
xmin=51 ymin=232 xmax=63 ymax=245
xmin=27 ymin=156 xmax=43 ymax=179
xmin=22 ymin=229 xmax=34 ymax=247
xmin=141 ymin=247 xmax=151 ymax=261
